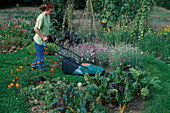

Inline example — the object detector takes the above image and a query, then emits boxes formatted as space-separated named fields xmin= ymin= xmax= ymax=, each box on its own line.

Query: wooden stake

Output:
xmin=90 ymin=0 xmax=98 ymax=37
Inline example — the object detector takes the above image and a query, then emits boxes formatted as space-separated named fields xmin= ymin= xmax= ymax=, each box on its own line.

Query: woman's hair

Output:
xmin=39 ymin=2 xmax=53 ymax=11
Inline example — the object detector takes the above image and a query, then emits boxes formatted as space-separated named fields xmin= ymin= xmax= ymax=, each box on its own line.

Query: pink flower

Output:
xmin=119 ymin=57 xmax=123 ymax=60
xmin=100 ymin=48 xmax=104 ymax=50
xmin=116 ymin=65 xmax=118 ymax=67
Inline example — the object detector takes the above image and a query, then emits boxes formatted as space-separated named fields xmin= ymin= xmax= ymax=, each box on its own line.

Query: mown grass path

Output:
xmin=142 ymin=57 xmax=170 ymax=113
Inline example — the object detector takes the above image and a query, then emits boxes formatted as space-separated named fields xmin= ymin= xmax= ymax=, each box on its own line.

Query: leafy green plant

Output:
xmin=108 ymin=67 xmax=160 ymax=113
xmin=84 ymin=72 xmax=111 ymax=109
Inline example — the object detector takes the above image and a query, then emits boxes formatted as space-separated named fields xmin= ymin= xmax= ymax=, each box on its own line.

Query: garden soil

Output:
xmin=28 ymin=96 xmax=145 ymax=113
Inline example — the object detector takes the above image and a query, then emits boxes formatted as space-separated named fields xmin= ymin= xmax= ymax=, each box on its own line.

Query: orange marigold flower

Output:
xmin=10 ymin=71 xmax=13 ymax=74
xmin=44 ymin=47 xmax=46 ymax=49
xmin=33 ymin=62 xmax=37 ymax=65
xmin=17 ymin=61 xmax=19 ymax=62
xmin=10 ymin=83 xmax=14 ymax=86
xmin=45 ymin=57 xmax=47 ymax=59
xmin=8 ymin=85 xmax=11 ymax=88
xmin=20 ymin=69 xmax=23 ymax=71
xmin=37 ymin=61 xmax=40 ymax=64
xmin=50 ymin=60 xmax=51 ymax=62
xmin=16 ymin=69 xmax=19 ymax=71
xmin=12 ymin=79 xmax=15 ymax=82
xmin=25 ymin=57 xmax=27 ymax=60
xmin=39 ymin=81 xmax=43 ymax=84
xmin=16 ymin=83 xmax=19 ymax=88
xmin=50 ymin=73 xmax=52 ymax=76
xmin=15 ymin=77 xmax=18 ymax=80
xmin=53 ymin=61 xmax=57 ymax=64
xmin=44 ymin=51 xmax=47 ymax=55
xmin=51 ymin=68 xmax=54 ymax=71
xmin=53 ymin=65 xmax=56 ymax=68
xmin=31 ymin=68 xmax=34 ymax=70
xmin=19 ymin=66 xmax=23 ymax=69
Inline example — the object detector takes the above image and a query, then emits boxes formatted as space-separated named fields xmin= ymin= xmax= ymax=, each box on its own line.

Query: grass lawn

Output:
xmin=0 ymin=48 xmax=85 ymax=113
xmin=142 ymin=57 xmax=170 ymax=113
xmin=0 ymin=47 xmax=169 ymax=113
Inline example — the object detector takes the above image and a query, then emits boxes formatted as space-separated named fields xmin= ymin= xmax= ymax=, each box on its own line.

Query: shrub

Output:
xmin=26 ymin=42 xmax=36 ymax=55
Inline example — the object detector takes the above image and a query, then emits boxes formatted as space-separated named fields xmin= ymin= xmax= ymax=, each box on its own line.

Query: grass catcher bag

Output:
xmin=62 ymin=56 xmax=105 ymax=76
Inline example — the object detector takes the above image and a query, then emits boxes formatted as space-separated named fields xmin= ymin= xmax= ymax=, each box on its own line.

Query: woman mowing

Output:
xmin=31 ymin=2 xmax=53 ymax=71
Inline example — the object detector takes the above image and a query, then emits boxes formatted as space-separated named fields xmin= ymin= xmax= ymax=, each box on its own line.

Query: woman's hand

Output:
xmin=43 ymin=37 xmax=48 ymax=41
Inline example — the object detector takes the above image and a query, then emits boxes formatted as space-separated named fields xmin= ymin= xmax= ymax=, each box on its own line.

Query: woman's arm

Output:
xmin=34 ymin=27 xmax=48 ymax=41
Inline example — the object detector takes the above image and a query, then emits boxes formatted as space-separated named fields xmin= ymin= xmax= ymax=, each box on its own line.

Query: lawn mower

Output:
xmin=43 ymin=35 xmax=105 ymax=76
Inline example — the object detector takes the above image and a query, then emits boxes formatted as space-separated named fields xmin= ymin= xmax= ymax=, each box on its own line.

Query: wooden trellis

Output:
xmin=79 ymin=0 xmax=98 ymax=37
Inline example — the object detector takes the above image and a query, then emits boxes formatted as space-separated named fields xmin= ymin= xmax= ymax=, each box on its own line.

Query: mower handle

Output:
xmin=42 ymin=35 xmax=54 ymax=47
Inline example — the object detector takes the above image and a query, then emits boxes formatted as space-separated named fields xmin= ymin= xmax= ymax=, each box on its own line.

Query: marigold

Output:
xmin=8 ymin=85 xmax=11 ymax=88
xmin=20 ymin=69 xmax=23 ymax=71
xmin=37 ymin=61 xmax=40 ymax=64
xmin=53 ymin=61 xmax=57 ymax=64
xmin=53 ymin=65 xmax=56 ymax=68
xmin=45 ymin=57 xmax=47 ymax=59
xmin=16 ymin=83 xmax=19 ymax=88
xmin=10 ymin=71 xmax=13 ymax=74
xmin=44 ymin=47 xmax=46 ymax=49
xmin=15 ymin=77 xmax=18 ymax=80
xmin=31 ymin=68 xmax=34 ymax=70
xmin=39 ymin=81 xmax=43 ymax=84
xmin=16 ymin=69 xmax=19 ymax=71
xmin=50 ymin=73 xmax=52 ymax=76
xmin=25 ymin=57 xmax=27 ymax=60
xmin=10 ymin=83 xmax=14 ymax=86
xmin=51 ymin=68 xmax=54 ymax=71
xmin=33 ymin=62 xmax=37 ymax=65
xmin=17 ymin=61 xmax=19 ymax=62
xmin=44 ymin=51 xmax=47 ymax=55
xmin=19 ymin=66 xmax=23 ymax=69
xmin=12 ymin=79 xmax=15 ymax=82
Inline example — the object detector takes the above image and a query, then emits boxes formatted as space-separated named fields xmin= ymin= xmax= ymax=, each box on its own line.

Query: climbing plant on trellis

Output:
xmin=100 ymin=0 xmax=154 ymax=44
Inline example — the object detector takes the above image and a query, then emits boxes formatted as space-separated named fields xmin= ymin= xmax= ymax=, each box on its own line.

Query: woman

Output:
xmin=31 ymin=3 xmax=53 ymax=71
